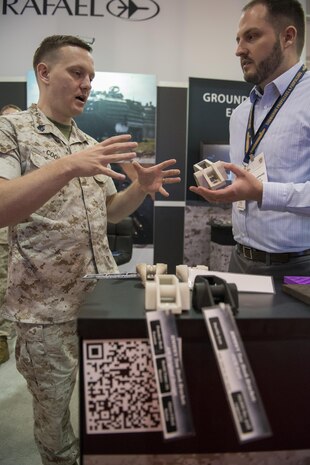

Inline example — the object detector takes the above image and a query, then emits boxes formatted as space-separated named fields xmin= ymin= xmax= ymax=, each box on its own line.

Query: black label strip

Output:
xmin=203 ymin=304 xmax=272 ymax=443
xmin=146 ymin=310 xmax=195 ymax=440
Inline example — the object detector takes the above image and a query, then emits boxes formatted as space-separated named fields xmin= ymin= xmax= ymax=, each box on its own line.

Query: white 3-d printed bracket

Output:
xmin=145 ymin=274 xmax=190 ymax=314
xmin=136 ymin=263 xmax=168 ymax=286
xmin=193 ymin=159 xmax=227 ymax=190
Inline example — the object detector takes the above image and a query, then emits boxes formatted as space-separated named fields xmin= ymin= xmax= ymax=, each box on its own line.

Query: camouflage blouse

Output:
xmin=0 ymin=104 xmax=118 ymax=324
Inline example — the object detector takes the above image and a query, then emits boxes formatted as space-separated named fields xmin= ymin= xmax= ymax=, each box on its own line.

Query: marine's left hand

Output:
xmin=132 ymin=159 xmax=181 ymax=197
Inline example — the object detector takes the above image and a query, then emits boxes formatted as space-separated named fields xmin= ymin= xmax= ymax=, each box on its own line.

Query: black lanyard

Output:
xmin=244 ymin=64 xmax=307 ymax=165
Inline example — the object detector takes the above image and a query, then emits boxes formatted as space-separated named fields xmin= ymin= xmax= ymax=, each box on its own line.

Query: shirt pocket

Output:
xmin=30 ymin=151 xmax=52 ymax=167
xmin=23 ymin=150 xmax=53 ymax=175
xmin=93 ymin=173 xmax=109 ymax=185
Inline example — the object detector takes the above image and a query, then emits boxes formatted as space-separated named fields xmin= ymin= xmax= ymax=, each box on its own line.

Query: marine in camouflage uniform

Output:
xmin=0 ymin=104 xmax=21 ymax=354
xmin=0 ymin=104 xmax=118 ymax=465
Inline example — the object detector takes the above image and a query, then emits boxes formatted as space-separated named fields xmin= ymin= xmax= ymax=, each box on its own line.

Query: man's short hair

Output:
xmin=243 ymin=0 xmax=305 ymax=56
xmin=0 ymin=104 xmax=22 ymax=115
xmin=33 ymin=35 xmax=93 ymax=73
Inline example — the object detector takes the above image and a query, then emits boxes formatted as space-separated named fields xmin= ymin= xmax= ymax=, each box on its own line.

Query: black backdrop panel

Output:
xmin=0 ymin=82 xmax=27 ymax=111
xmin=186 ymin=78 xmax=252 ymax=201
xmin=156 ymin=86 xmax=187 ymax=202
xmin=153 ymin=206 xmax=184 ymax=273
xmin=154 ymin=86 xmax=187 ymax=271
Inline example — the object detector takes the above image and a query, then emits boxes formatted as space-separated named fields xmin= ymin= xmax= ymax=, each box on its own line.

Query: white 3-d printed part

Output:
xmin=145 ymin=274 xmax=190 ymax=314
xmin=193 ymin=159 xmax=227 ymax=190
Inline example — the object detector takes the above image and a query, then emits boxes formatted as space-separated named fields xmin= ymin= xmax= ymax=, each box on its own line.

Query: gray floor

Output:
xmin=0 ymin=336 xmax=78 ymax=465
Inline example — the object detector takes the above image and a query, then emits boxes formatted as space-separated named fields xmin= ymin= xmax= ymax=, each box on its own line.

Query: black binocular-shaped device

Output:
xmin=192 ymin=275 xmax=239 ymax=315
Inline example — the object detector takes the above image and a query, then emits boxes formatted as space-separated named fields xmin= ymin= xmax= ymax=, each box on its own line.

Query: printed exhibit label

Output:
xmin=203 ymin=303 xmax=272 ymax=443
xmin=146 ymin=310 xmax=194 ymax=440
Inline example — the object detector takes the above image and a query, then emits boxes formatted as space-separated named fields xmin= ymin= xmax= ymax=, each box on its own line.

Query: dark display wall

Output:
xmin=0 ymin=82 xmax=27 ymax=111
xmin=187 ymin=77 xmax=252 ymax=201
xmin=154 ymin=86 xmax=187 ymax=272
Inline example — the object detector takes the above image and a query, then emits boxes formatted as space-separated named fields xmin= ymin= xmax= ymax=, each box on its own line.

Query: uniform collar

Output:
xmin=29 ymin=104 xmax=88 ymax=143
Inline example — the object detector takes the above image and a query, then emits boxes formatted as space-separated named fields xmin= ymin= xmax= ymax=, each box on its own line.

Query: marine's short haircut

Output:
xmin=33 ymin=35 xmax=93 ymax=73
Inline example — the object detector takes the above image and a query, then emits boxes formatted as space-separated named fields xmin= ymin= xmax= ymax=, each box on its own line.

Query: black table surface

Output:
xmin=78 ymin=277 xmax=310 ymax=340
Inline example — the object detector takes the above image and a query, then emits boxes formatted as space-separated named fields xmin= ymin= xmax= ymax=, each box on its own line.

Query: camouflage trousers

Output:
xmin=15 ymin=320 xmax=79 ymax=465
xmin=0 ymin=318 xmax=15 ymax=338
xmin=0 ymin=241 xmax=15 ymax=338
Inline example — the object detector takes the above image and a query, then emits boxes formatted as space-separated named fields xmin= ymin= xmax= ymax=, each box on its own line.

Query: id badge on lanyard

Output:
xmin=237 ymin=64 xmax=307 ymax=212
xmin=237 ymin=153 xmax=268 ymax=211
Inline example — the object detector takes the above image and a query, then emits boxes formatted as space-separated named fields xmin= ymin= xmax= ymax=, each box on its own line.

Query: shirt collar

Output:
xmin=271 ymin=60 xmax=304 ymax=95
xmin=249 ymin=60 xmax=304 ymax=103
xmin=29 ymin=103 xmax=88 ymax=143
xmin=249 ymin=86 xmax=263 ymax=104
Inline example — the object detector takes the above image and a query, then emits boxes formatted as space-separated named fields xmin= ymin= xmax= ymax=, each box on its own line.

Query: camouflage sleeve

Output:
xmin=106 ymin=174 xmax=117 ymax=197
xmin=0 ymin=227 xmax=8 ymax=245
xmin=0 ymin=117 xmax=22 ymax=179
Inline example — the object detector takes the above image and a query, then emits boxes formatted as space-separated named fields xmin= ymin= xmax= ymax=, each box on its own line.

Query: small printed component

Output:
xmin=82 ymin=273 xmax=139 ymax=280
xmin=145 ymin=274 xmax=190 ymax=314
xmin=193 ymin=159 xmax=227 ymax=190
xmin=136 ymin=263 xmax=168 ymax=286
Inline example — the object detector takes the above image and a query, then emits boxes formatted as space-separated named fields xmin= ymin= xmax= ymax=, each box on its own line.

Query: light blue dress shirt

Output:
xmin=230 ymin=61 xmax=310 ymax=253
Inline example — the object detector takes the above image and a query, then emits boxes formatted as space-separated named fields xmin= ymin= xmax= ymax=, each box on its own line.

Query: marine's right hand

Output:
xmin=66 ymin=134 xmax=138 ymax=180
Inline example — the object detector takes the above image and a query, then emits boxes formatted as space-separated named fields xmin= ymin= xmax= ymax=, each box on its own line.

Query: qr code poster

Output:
xmin=83 ymin=339 xmax=162 ymax=434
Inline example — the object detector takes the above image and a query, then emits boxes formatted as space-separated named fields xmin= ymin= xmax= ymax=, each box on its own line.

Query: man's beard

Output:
xmin=243 ymin=38 xmax=284 ymax=86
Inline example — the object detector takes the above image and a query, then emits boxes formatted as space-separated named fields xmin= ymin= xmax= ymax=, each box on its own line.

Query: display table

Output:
xmin=78 ymin=278 xmax=310 ymax=461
